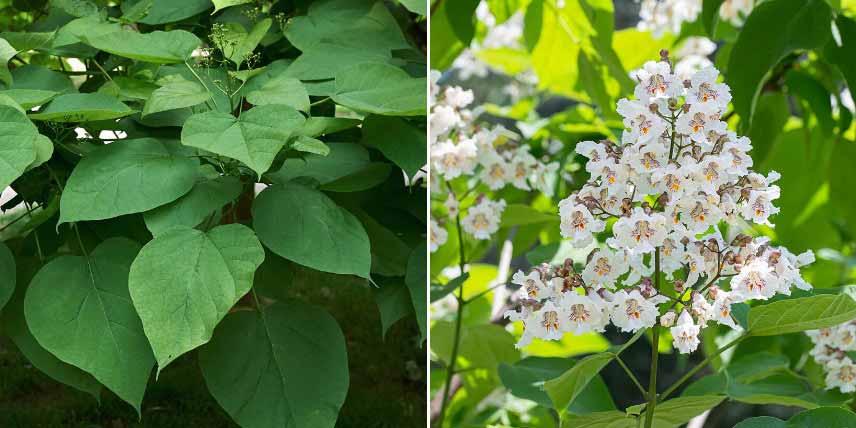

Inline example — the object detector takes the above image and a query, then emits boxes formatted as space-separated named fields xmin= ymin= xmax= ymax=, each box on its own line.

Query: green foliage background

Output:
xmin=0 ymin=0 xmax=427 ymax=427
xmin=429 ymin=0 xmax=856 ymax=427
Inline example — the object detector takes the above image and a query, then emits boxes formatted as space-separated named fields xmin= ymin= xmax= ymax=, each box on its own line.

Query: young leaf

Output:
xmin=253 ymin=183 xmax=371 ymax=278
xmin=128 ymin=224 xmax=265 ymax=371
xmin=212 ymin=0 xmax=252 ymax=14
xmin=142 ymin=75 xmax=212 ymax=117
xmin=181 ymin=104 xmax=305 ymax=176
xmin=28 ymin=93 xmax=135 ymax=122
xmin=143 ymin=175 xmax=242 ymax=236
xmin=0 ymin=241 xmax=14 ymax=312
xmin=331 ymin=62 xmax=427 ymax=116
xmin=59 ymin=138 xmax=198 ymax=224
xmin=79 ymin=29 xmax=201 ymax=64
xmin=361 ymin=115 xmax=426 ymax=177
xmin=219 ymin=19 xmax=271 ymax=66
xmin=0 ymin=37 xmax=17 ymax=87
xmin=24 ymin=238 xmax=154 ymax=413
xmin=199 ymin=301 xmax=349 ymax=428
xmin=374 ymin=278 xmax=413 ymax=337
xmin=747 ymin=294 xmax=856 ymax=336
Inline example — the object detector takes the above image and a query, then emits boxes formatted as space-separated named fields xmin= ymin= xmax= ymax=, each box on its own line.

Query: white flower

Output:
xmin=461 ymin=198 xmax=506 ymax=240
xmin=479 ymin=151 xmax=509 ymax=190
xmin=710 ymin=289 xmax=742 ymax=329
xmin=719 ymin=0 xmax=754 ymax=26
xmin=686 ymin=67 xmax=732 ymax=111
xmin=512 ymin=270 xmax=551 ymax=300
xmin=741 ymin=187 xmax=781 ymax=225
xmin=731 ymin=258 xmax=778 ymax=300
xmin=633 ymin=61 xmax=682 ymax=103
xmin=561 ymin=292 xmax=609 ymax=335
xmin=558 ymin=198 xmax=606 ymax=247
xmin=430 ymin=105 xmax=460 ymax=140
xmin=430 ymin=219 xmax=447 ymax=253
xmin=508 ymin=148 xmax=536 ymax=190
xmin=826 ymin=358 xmax=856 ymax=393
xmin=431 ymin=138 xmax=478 ymax=180
xmin=609 ymin=208 xmax=668 ymax=253
xmin=671 ymin=310 xmax=701 ymax=354
xmin=617 ymin=99 xmax=668 ymax=145
xmin=582 ymin=249 xmax=629 ymax=290
xmin=660 ymin=311 xmax=677 ymax=327
xmin=532 ymin=161 xmax=559 ymax=196
xmin=610 ymin=289 xmax=662 ymax=332
xmin=676 ymin=102 xmax=726 ymax=146
xmin=444 ymin=86 xmax=474 ymax=108
xmin=623 ymin=141 xmax=669 ymax=174
xmin=529 ymin=301 xmax=570 ymax=342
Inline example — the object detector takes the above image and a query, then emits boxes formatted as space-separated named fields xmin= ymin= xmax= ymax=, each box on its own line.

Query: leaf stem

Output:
xmin=185 ymin=61 xmax=219 ymax=109
xmin=615 ymin=355 xmax=648 ymax=400
xmin=309 ymin=97 xmax=331 ymax=107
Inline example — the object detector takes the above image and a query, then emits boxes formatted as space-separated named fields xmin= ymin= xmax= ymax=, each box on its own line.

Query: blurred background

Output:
xmin=429 ymin=0 xmax=856 ymax=426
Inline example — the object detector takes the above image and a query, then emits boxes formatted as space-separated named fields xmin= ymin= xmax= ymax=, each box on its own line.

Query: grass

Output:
xmin=0 ymin=268 xmax=425 ymax=428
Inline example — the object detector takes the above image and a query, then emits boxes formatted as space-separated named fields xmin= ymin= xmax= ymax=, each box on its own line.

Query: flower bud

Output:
xmin=683 ymin=79 xmax=692 ymax=88
xmin=597 ymin=288 xmax=614 ymax=302
xmin=674 ymin=279 xmax=685 ymax=294
xmin=682 ymin=103 xmax=691 ymax=113
xmin=649 ymin=103 xmax=659 ymax=113
xmin=660 ymin=311 xmax=677 ymax=327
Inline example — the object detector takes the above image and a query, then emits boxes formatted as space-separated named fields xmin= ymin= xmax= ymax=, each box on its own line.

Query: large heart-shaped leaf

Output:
xmin=142 ymin=75 xmax=212 ymax=117
xmin=199 ymin=301 xmax=349 ymax=428
xmin=331 ymin=62 xmax=426 ymax=116
xmin=253 ymin=183 xmax=371 ymax=278
xmin=59 ymin=138 xmax=198 ymax=224
xmin=181 ymin=104 xmax=305 ymax=176
xmin=0 ymin=105 xmax=40 ymax=189
xmin=143 ymin=175 xmax=242 ymax=236
xmin=361 ymin=115 xmax=426 ymax=177
xmin=24 ymin=238 xmax=154 ymax=413
xmin=128 ymin=224 xmax=265 ymax=371
xmin=80 ymin=29 xmax=201 ymax=63
xmin=245 ymin=74 xmax=309 ymax=112
xmin=28 ymin=93 xmax=135 ymax=122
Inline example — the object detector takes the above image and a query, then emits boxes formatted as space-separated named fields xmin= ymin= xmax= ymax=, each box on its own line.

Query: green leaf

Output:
xmin=268 ymin=142 xmax=371 ymax=185
xmin=544 ymin=352 xmax=614 ymax=413
xmin=445 ymin=0 xmax=480 ymax=45
xmin=181 ymin=104 xmax=305 ymax=176
xmin=726 ymin=0 xmax=832 ymax=128
xmin=99 ymin=77 xmax=159 ymax=101
xmin=784 ymin=70 xmax=834 ymax=135
xmin=291 ymin=136 xmax=330 ymax=156
xmin=143 ymin=175 xmax=242 ymax=236
xmin=500 ymin=204 xmax=558 ymax=227
xmin=430 ymin=273 xmax=469 ymax=303
xmin=702 ymin=0 xmax=726 ymax=36
xmin=354 ymin=209 xmax=411 ymax=276
xmin=0 ymin=241 xmax=14 ymax=312
xmin=80 ymin=29 xmax=201 ymax=64
xmin=374 ymin=278 xmax=413 ymax=337
xmin=361 ymin=115 xmax=426 ymax=177
xmin=0 ymin=89 xmax=57 ymax=109
xmin=128 ymin=224 xmax=265 ymax=371
xmin=199 ymin=301 xmax=348 ymax=428
xmin=53 ymin=0 xmax=100 ymax=17
xmin=399 ymin=0 xmax=427 ymax=15
xmin=217 ymin=19 xmax=271 ymax=66
xmin=726 ymin=352 xmax=791 ymax=383
xmin=29 ymin=93 xmax=135 ymax=122
xmin=212 ymin=0 xmax=252 ymax=14
xmin=747 ymin=92 xmax=790 ymax=165
xmin=0 ymin=37 xmax=17 ymax=87
xmin=499 ymin=357 xmax=615 ymax=413
xmin=747 ymin=294 xmax=856 ymax=336
xmin=563 ymin=411 xmax=634 ymax=428
xmin=405 ymin=241 xmax=427 ymax=342
xmin=285 ymin=42 xmax=392 ymax=81
xmin=0 ymin=105 xmax=41 ymax=190
xmin=7 ymin=64 xmax=75 ymax=94
xmin=59 ymin=138 xmax=198 ymax=224
xmin=332 ymin=62 xmax=426 ymax=116
xmin=734 ymin=417 xmax=787 ymax=428
xmin=24 ymin=238 xmax=154 ymax=413
xmin=1 ymin=259 xmax=101 ymax=400
xmin=429 ymin=0 xmax=465 ymax=70
xmin=245 ymin=74 xmax=309 ymax=112
xmin=320 ymin=162 xmax=391 ymax=192
xmin=300 ymin=117 xmax=361 ymax=138
xmin=285 ymin=0 xmax=409 ymax=54
xmin=431 ymin=321 xmax=521 ymax=369
xmin=787 ymin=407 xmax=856 ymax=428
xmin=142 ymin=75 xmax=212 ymax=117
xmin=647 ymin=395 xmax=726 ymax=427
xmin=122 ymin=0 xmax=213 ymax=24
xmin=0 ymin=31 xmax=55 ymax=52
xmin=726 ymin=371 xmax=849 ymax=409
xmin=254 ymin=183 xmax=371 ymax=277
xmin=826 ymin=16 xmax=856 ymax=100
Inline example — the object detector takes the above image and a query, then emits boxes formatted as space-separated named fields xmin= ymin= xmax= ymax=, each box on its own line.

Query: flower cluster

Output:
xmin=504 ymin=53 xmax=814 ymax=353
xmin=638 ymin=0 xmax=754 ymax=38
xmin=807 ymin=321 xmax=856 ymax=393
xmin=429 ymin=75 xmax=558 ymax=251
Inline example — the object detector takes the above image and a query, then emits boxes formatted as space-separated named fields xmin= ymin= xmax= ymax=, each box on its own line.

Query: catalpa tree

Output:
xmin=0 ymin=0 xmax=427 ymax=427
